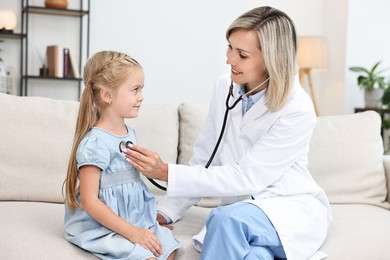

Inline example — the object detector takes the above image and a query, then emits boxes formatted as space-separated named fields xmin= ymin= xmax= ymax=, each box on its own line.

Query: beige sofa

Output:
xmin=1 ymin=92 xmax=390 ymax=259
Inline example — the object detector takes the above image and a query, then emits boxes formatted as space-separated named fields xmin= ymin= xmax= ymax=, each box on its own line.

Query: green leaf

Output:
xmin=349 ymin=67 xmax=369 ymax=73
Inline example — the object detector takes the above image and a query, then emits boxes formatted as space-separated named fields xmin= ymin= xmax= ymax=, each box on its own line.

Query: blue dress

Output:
xmin=64 ymin=126 xmax=180 ymax=260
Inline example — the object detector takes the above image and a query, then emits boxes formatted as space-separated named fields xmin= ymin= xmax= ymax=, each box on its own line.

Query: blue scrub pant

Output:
xmin=200 ymin=202 xmax=286 ymax=260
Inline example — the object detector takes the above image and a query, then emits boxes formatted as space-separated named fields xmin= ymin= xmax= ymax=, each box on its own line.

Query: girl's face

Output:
xmin=226 ymin=29 xmax=268 ymax=91
xmin=111 ymin=68 xmax=145 ymax=119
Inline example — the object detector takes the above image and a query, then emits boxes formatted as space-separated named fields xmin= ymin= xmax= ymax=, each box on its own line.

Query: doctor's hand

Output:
xmin=122 ymin=145 xmax=169 ymax=182
xmin=157 ymin=213 xmax=174 ymax=230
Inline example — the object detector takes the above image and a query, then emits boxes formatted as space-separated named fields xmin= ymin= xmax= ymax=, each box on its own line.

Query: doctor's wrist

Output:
xmin=159 ymin=163 xmax=168 ymax=181
xmin=157 ymin=211 xmax=172 ymax=224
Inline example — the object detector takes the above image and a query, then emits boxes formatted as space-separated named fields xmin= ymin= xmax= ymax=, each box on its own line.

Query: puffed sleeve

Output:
xmin=76 ymin=134 xmax=110 ymax=171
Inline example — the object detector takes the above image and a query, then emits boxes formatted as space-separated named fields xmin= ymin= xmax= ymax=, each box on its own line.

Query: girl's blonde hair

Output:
xmin=226 ymin=6 xmax=297 ymax=111
xmin=63 ymin=51 xmax=142 ymax=212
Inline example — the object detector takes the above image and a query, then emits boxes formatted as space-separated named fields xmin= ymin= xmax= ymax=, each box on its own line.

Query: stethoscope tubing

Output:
xmin=205 ymin=82 xmax=242 ymax=168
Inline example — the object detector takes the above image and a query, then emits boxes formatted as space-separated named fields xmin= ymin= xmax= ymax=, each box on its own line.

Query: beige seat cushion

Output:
xmin=309 ymin=111 xmax=389 ymax=209
xmin=321 ymin=204 xmax=390 ymax=259
xmin=0 ymin=201 xmax=209 ymax=260
xmin=0 ymin=202 xmax=97 ymax=260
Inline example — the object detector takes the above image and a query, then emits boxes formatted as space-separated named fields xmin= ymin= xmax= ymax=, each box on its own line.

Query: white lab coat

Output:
xmin=158 ymin=74 xmax=332 ymax=259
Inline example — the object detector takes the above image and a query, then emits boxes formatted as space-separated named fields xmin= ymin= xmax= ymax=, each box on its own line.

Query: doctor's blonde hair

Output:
xmin=226 ymin=6 xmax=297 ymax=111
xmin=63 ymin=51 xmax=142 ymax=212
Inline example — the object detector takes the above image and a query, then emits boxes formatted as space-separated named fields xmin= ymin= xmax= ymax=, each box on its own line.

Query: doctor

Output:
xmin=124 ymin=6 xmax=332 ymax=260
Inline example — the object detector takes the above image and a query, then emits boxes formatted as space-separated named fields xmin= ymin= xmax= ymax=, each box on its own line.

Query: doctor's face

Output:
xmin=226 ymin=29 xmax=268 ymax=92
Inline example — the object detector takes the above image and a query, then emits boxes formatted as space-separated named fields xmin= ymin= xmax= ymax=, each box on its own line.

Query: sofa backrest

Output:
xmin=0 ymin=94 xmax=179 ymax=203
xmin=1 ymin=94 xmax=388 ymax=209
xmin=0 ymin=94 xmax=78 ymax=203
xmin=177 ymin=103 xmax=209 ymax=165
xmin=177 ymin=104 xmax=390 ymax=209
xmin=308 ymin=111 xmax=389 ymax=209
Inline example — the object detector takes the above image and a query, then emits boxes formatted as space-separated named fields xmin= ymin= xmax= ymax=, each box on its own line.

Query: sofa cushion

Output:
xmin=177 ymin=103 xmax=208 ymax=165
xmin=0 ymin=94 xmax=78 ymax=203
xmin=0 ymin=202 xmax=97 ymax=260
xmin=0 ymin=201 xmax=210 ymax=260
xmin=308 ymin=111 xmax=389 ymax=209
xmin=0 ymin=94 xmax=179 ymax=203
xmin=321 ymin=204 xmax=390 ymax=259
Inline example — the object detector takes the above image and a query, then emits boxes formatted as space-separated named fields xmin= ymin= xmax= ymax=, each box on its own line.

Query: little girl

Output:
xmin=63 ymin=51 xmax=180 ymax=260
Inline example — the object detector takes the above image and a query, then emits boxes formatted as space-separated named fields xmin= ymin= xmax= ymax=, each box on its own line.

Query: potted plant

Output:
xmin=349 ymin=61 xmax=389 ymax=108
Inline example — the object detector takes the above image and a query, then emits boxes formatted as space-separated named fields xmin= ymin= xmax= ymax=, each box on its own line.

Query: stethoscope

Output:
xmin=119 ymin=140 xmax=167 ymax=190
xmin=120 ymin=77 xmax=270 ymax=191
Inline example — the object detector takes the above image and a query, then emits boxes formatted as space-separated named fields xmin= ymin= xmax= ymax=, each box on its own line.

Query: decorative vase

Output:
xmin=45 ymin=0 xmax=68 ymax=9
xmin=364 ymin=88 xmax=384 ymax=108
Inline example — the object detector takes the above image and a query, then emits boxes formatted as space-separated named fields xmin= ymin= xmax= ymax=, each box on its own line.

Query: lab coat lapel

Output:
xmin=241 ymin=94 xmax=268 ymax=128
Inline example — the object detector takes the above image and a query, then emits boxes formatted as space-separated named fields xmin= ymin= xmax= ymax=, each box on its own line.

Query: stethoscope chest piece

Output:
xmin=119 ymin=141 xmax=133 ymax=152
xmin=119 ymin=140 xmax=167 ymax=191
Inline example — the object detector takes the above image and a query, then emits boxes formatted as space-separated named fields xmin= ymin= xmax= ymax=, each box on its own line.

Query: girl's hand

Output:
xmin=122 ymin=145 xmax=168 ymax=181
xmin=129 ymin=227 xmax=163 ymax=256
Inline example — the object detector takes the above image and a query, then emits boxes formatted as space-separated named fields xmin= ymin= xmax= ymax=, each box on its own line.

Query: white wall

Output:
xmin=319 ymin=0 xmax=348 ymax=115
xmin=345 ymin=0 xmax=390 ymax=114
xmin=90 ymin=0 xmax=330 ymax=107
xmin=2 ymin=0 xmax=384 ymax=115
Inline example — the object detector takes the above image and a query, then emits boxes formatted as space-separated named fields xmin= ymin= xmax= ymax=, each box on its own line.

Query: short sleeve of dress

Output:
xmin=76 ymin=134 xmax=110 ymax=171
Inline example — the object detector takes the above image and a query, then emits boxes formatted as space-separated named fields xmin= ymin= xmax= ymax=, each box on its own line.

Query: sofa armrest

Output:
xmin=383 ymin=155 xmax=390 ymax=203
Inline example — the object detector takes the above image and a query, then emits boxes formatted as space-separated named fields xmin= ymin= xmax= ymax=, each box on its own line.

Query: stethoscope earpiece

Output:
xmin=119 ymin=140 xmax=133 ymax=153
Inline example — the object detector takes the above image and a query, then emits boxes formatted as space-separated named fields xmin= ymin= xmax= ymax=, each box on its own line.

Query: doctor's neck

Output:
xmin=244 ymin=77 xmax=270 ymax=96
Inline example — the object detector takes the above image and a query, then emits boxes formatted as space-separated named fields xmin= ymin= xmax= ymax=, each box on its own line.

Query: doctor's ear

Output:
xmin=100 ymin=88 xmax=112 ymax=106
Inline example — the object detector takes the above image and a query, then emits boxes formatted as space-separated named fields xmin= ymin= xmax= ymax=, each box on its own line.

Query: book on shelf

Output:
xmin=46 ymin=45 xmax=63 ymax=78
xmin=63 ymin=48 xmax=70 ymax=78
xmin=68 ymin=49 xmax=80 ymax=79
xmin=46 ymin=45 xmax=56 ymax=77
xmin=46 ymin=45 xmax=80 ymax=79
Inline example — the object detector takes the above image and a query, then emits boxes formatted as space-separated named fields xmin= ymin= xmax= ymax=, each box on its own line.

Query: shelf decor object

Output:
xmin=45 ymin=0 xmax=69 ymax=9
xmin=297 ymin=36 xmax=328 ymax=116
xmin=0 ymin=10 xmax=18 ymax=33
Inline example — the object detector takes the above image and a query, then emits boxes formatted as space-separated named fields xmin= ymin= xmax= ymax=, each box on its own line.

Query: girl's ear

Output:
xmin=100 ymin=88 xmax=112 ymax=106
